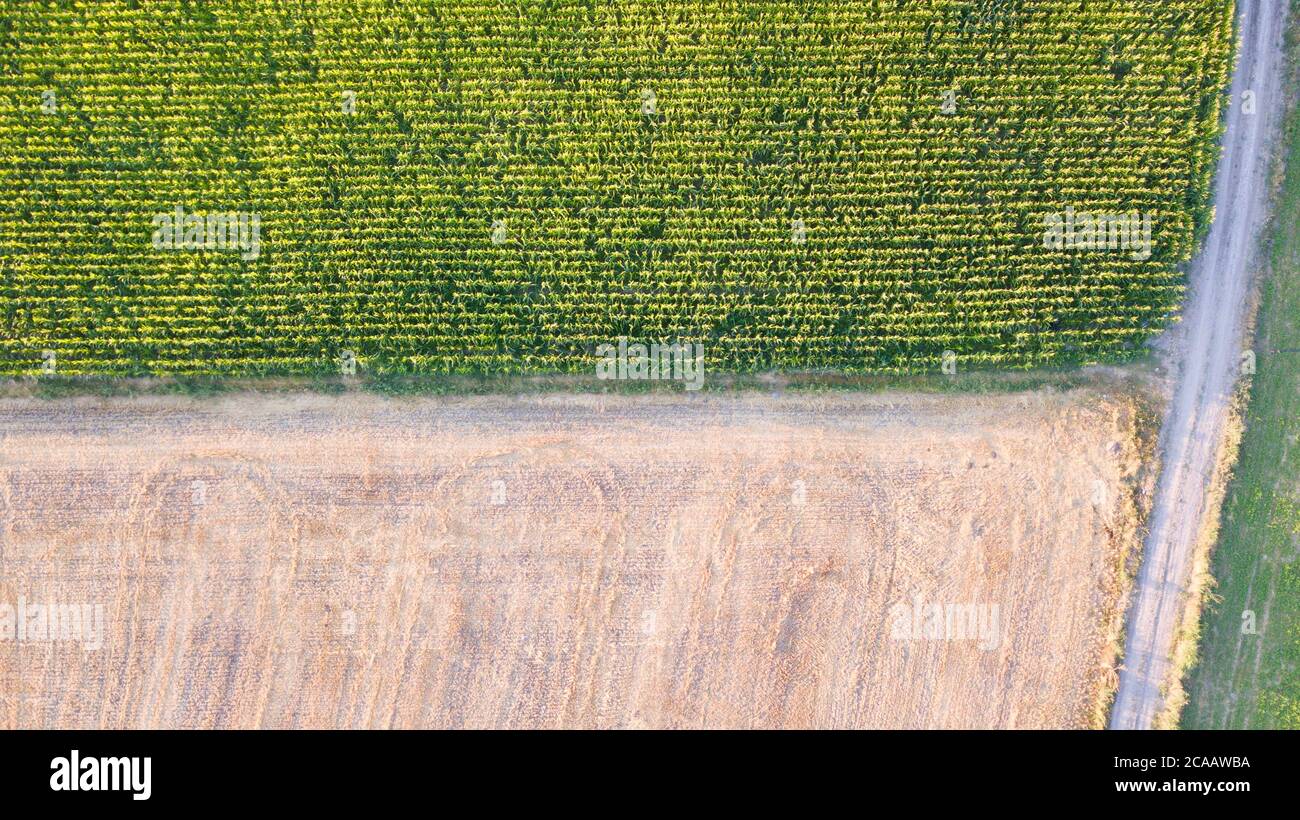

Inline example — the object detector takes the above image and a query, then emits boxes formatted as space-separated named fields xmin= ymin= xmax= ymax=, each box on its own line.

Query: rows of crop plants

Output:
xmin=0 ymin=0 xmax=1235 ymax=377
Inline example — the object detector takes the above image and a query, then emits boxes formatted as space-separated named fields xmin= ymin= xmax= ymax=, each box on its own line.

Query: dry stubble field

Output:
xmin=0 ymin=388 xmax=1142 ymax=728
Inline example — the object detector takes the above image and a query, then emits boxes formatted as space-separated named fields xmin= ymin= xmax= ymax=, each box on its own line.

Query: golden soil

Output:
xmin=0 ymin=389 xmax=1140 ymax=728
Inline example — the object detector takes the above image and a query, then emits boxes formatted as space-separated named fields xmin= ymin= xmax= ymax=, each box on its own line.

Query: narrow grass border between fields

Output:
xmin=0 ymin=358 xmax=1164 ymax=401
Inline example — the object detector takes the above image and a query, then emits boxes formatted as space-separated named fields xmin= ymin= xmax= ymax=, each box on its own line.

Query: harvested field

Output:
xmin=0 ymin=389 xmax=1141 ymax=728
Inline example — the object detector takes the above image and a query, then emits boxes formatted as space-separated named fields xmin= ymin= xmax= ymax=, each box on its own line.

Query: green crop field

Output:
xmin=1 ymin=0 xmax=1234 ymax=377
xmin=1184 ymin=34 xmax=1300 ymax=729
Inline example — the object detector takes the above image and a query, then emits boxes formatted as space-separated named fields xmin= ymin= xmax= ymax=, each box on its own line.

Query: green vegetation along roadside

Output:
xmin=1183 ymin=11 xmax=1300 ymax=729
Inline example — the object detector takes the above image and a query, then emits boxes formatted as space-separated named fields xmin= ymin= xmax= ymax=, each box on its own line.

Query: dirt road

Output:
xmin=1109 ymin=0 xmax=1289 ymax=730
